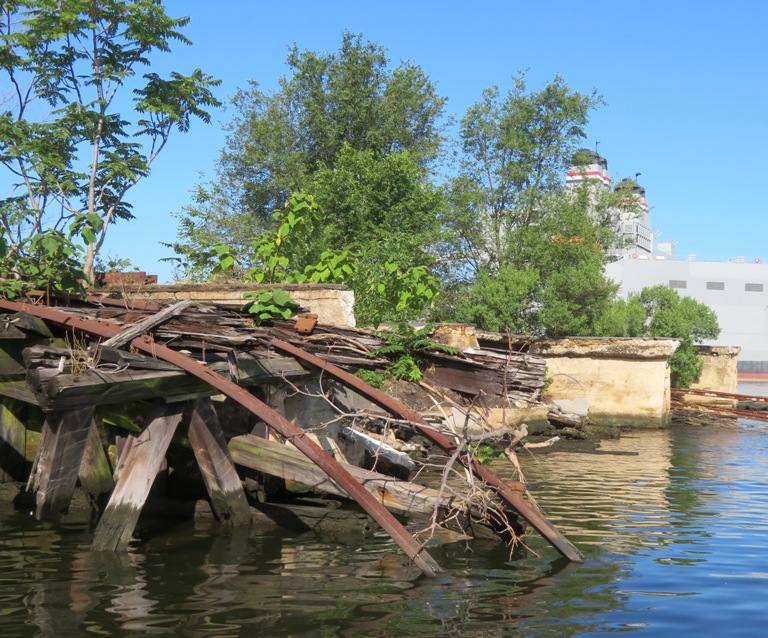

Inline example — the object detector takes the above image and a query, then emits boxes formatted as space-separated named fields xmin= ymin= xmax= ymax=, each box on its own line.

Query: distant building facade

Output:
xmin=568 ymin=149 xmax=768 ymax=374
xmin=566 ymin=149 xmax=652 ymax=259
xmin=605 ymin=258 xmax=768 ymax=373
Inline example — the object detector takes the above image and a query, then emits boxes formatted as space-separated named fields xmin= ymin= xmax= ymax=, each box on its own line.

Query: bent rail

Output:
xmin=272 ymin=338 xmax=585 ymax=562
xmin=0 ymin=300 xmax=443 ymax=577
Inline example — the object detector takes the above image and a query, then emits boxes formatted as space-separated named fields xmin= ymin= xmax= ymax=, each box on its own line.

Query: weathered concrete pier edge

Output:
xmin=530 ymin=338 xmax=681 ymax=427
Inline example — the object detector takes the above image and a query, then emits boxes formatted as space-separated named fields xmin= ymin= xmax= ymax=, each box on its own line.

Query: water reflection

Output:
xmin=1 ymin=420 xmax=768 ymax=636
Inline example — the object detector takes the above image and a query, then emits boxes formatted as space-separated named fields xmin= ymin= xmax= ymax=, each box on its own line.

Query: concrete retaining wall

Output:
xmin=101 ymin=283 xmax=357 ymax=327
xmin=530 ymin=338 xmax=680 ymax=427
xmin=691 ymin=346 xmax=740 ymax=393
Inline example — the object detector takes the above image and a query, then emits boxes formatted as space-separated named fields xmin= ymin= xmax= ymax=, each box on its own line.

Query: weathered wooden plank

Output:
xmin=101 ymin=299 xmax=193 ymax=349
xmin=340 ymin=426 xmax=416 ymax=479
xmin=1 ymin=338 xmax=56 ymax=377
xmin=91 ymin=402 xmax=185 ymax=552
xmin=0 ymin=323 xmax=27 ymax=339
xmin=78 ymin=420 xmax=115 ymax=502
xmin=187 ymin=398 xmax=251 ymax=525
xmin=0 ymin=379 xmax=43 ymax=404
xmin=28 ymin=407 xmax=95 ymax=519
xmin=230 ymin=434 xmax=452 ymax=518
xmin=24 ymin=344 xmax=180 ymax=373
xmin=0 ymin=398 xmax=27 ymax=481
xmin=28 ymin=357 xmax=308 ymax=411
xmin=5 ymin=312 xmax=54 ymax=337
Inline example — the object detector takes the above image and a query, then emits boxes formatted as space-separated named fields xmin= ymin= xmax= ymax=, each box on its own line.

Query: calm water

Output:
xmin=2 ymin=416 xmax=767 ymax=636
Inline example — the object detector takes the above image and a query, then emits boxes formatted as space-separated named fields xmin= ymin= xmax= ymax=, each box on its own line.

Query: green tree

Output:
xmin=310 ymin=143 xmax=444 ymax=272
xmin=171 ymin=31 xmax=447 ymax=281
xmin=446 ymin=74 xmax=603 ymax=275
xmin=439 ymin=74 xmax=627 ymax=336
xmin=207 ymin=191 xmax=441 ymax=327
xmin=0 ymin=0 xmax=220 ymax=287
xmin=450 ymin=200 xmax=620 ymax=337
xmin=632 ymin=285 xmax=720 ymax=387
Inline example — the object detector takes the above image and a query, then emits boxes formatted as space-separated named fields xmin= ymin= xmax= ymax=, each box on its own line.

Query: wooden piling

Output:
xmin=92 ymin=402 xmax=184 ymax=551
xmin=187 ymin=398 xmax=251 ymax=526
xmin=0 ymin=399 xmax=27 ymax=482
xmin=77 ymin=419 xmax=115 ymax=503
xmin=28 ymin=406 xmax=95 ymax=519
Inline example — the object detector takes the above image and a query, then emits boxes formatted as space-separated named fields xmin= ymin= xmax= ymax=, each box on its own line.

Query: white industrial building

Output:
xmin=568 ymin=150 xmax=768 ymax=373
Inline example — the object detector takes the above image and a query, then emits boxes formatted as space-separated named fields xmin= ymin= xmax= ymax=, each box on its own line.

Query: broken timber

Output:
xmin=272 ymin=338 xmax=585 ymax=563
xmin=0 ymin=299 xmax=443 ymax=577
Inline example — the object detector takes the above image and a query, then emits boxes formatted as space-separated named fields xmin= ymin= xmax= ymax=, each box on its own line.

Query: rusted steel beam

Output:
xmin=271 ymin=337 xmax=585 ymax=563
xmin=671 ymin=400 xmax=768 ymax=423
xmin=0 ymin=300 xmax=442 ymax=577
xmin=674 ymin=387 xmax=768 ymax=404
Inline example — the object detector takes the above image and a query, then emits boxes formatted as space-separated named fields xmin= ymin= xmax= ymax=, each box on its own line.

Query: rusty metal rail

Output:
xmin=672 ymin=388 xmax=768 ymax=423
xmin=674 ymin=387 xmax=768 ymax=404
xmin=271 ymin=338 xmax=585 ymax=563
xmin=0 ymin=300 xmax=443 ymax=577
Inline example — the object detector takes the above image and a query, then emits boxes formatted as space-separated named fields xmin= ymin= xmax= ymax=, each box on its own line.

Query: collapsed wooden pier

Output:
xmin=0 ymin=293 xmax=583 ymax=574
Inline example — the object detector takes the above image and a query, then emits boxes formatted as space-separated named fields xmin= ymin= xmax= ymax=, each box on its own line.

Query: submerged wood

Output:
xmin=29 ymin=406 xmax=95 ymax=519
xmin=187 ymin=398 xmax=251 ymax=526
xmin=229 ymin=433 xmax=459 ymax=518
xmin=92 ymin=402 xmax=185 ymax=552
xmin=77 ymin=420 xmax=115 ymax=502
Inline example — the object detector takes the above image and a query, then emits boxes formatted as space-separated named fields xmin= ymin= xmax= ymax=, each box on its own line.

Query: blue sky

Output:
xmin=105 ymin=0 xmax=768 ymax=281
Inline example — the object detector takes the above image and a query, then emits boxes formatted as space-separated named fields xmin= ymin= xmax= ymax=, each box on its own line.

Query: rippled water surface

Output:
xmin=2 ymin=417 xmax=767 ymax=637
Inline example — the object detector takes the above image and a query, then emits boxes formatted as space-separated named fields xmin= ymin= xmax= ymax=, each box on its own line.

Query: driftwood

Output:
xmin=547 ymin=410 xmax=585 ymax=429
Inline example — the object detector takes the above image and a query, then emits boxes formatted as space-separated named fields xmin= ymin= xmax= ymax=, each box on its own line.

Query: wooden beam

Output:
xmin=28 ymin=407 xmax=95 ymax=519
xmin=27 ymin=357 xmax=308 ymax=410
xmin=0 ymin=398 xmax=27 ymax=481
xmin=187 ymin=398 xmax=251 ymax=526
xmin=101 ymin=299 xmax=193 ymax=349
xmin=78 ymin=420 xmax=115 ymax=503
xmin=230 ymin=434 xmax=454 ymax=518
xmin=92 ymin=402 xmax=185 ymax=551
xmin=27 ymin=356 xmax=307 ymax=411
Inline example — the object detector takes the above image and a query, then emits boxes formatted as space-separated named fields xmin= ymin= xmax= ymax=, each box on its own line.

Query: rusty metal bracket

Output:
xmin=271 ymin=338 xmax=585 ymax=563
xmin=0 ymin=300 xmax=443 ymax=577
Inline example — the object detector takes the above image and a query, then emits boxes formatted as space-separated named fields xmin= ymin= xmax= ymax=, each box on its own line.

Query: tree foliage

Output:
xmin=0 ymin=0 xmax=220 ymax=288
xmin=447 ymin=74 xmax=604 ymax=275
xmin=207 ymin=192 xmax=440 ymax=327
xmin=438 ymin=74 xmax=627 ymax=337
xmin=172 ymin=31 xmax=447 ymax=284
xmin=171 ymin=32 xmax=446 ymax=325
xmin=595 ymin=285 xmax=720 ymax=387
